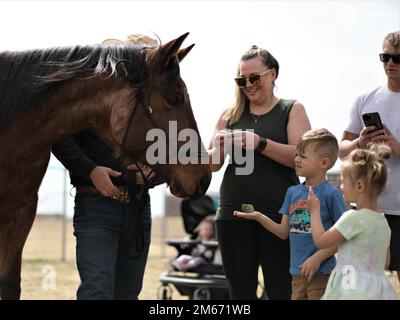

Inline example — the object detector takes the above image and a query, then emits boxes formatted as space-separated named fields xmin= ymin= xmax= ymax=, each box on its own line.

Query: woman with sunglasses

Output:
xmin=209 ymin=45 xmax=311 ymax=299
xmin=339 ymin=31 xmax=400 ymax=286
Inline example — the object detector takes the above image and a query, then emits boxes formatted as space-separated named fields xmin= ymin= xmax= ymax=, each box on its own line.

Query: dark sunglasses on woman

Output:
xmin=379 ymin=53 xmax=400 ymax=64
xmin=235 ymin=69 xmax=271 ymax=87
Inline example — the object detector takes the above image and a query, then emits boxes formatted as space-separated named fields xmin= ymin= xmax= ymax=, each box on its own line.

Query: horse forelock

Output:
xmin=0 ymin=43 xmax=147 ymax=133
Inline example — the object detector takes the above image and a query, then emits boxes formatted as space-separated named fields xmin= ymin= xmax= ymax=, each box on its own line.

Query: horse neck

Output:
xmin=0 ymin=77 xmax=132 ymax=201
xmin=3 ymin=77 xmax=132 ymax=154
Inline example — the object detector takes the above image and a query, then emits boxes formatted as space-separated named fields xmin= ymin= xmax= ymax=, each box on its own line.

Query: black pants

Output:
xmin=216 ymin=219 xmax=291 ymax=300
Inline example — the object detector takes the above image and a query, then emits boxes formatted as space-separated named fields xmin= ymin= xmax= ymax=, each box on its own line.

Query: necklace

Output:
xmin=250 ymin=112 xmax=263 ymax=123
xmin=249 ymin=97 xmax=278 ymax=123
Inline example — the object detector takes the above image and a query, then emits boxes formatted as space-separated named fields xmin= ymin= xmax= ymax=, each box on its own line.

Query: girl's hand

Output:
xmin=307 ymin=186 xmax=320 ymax=214
xmin=233 ymin=210 xmax=262 ymax=221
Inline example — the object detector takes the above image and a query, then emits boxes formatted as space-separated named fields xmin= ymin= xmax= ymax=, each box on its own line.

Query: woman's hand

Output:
xmin=211 ymin=129 xmax=233 ymax=150
xmin=231 ymin=130 xmax=260 ymax=150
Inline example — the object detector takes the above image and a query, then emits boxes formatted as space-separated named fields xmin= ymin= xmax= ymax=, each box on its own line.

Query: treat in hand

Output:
xmin=241 ymin=204 xmax=254 ymax=213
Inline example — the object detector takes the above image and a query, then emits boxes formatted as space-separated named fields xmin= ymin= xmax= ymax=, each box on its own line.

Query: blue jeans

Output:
xmin=73 ymin=192 xmax=151 ymax=300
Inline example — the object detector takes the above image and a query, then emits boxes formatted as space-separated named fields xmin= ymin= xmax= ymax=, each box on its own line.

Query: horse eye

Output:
xmin=166 ymin=96 xmax=179 ymax=107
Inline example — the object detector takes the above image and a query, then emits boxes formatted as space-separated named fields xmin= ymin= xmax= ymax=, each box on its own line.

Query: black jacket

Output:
xmin=52 ymin=130 xmax=127 ymax=187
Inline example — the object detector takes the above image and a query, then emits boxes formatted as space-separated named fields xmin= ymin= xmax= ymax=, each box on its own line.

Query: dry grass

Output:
xmin=20 ymin=216 xmax=400 ymax=300
xmin=21 ymin=215 xmax=187 ymax=300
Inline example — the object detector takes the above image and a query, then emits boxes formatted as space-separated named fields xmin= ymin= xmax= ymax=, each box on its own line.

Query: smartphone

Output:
xmin=362 ymin=112 xmax=383 ymax=132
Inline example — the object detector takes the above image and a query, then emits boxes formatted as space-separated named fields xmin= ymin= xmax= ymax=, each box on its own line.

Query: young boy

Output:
xmin=234 ymin=128 xmax=346 ymax=300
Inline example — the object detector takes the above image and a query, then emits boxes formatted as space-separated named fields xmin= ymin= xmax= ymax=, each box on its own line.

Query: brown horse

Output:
xmin=0 ymin=33 xmax=211 ymax=299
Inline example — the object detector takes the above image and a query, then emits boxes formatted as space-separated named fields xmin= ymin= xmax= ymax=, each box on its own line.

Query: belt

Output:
xmin=76 ymin=185 xmax=130 ymax=203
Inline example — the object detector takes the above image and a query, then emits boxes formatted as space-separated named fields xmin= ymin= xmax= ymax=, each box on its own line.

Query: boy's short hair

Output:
xmin=297 ymin=128 xmax=339 ymax=169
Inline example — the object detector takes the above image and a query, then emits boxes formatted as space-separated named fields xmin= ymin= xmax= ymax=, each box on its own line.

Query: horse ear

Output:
xmin=177 ymin=44 xmax=195 ymax=62
xmin=156 ymin=32 xmax=190 ymax=68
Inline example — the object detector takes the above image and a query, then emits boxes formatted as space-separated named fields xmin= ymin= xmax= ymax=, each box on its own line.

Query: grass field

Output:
xmin=21 ymin=215 xmax=187 ymax=300
xmin=21 ymin=216 xmax=400 ymax=300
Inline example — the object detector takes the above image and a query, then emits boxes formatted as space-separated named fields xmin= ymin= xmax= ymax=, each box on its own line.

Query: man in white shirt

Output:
xmin=339 ymin=31 xmax=400 ymax=283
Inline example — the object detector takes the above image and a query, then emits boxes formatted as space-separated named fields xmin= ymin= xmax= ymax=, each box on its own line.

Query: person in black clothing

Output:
xmin=208 ymin=45 xmax=311 ymax=299
xmin=52 ymin=130 xmax=155 ymax=300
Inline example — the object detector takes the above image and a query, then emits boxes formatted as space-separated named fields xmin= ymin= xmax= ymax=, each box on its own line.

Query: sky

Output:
xmin=1 ymin=0 xmax=399 ymax=217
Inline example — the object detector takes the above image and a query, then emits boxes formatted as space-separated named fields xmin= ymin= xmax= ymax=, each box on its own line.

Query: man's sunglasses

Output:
xmin=379 ymin=53 xmax=400 ymax=64
xmin=234 ymin=69 xmax=271 ymax=87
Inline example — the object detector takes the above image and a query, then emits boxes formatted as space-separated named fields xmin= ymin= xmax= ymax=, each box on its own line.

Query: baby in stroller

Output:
xmin=170 ymin=216 xmax=216 ymax=272
xmin=158 ymin=195 xmax=229 ymax=300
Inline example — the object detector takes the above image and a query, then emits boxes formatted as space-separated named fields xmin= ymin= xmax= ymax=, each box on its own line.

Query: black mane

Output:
xmin=0 ymin=43 xmax=147 ymax=132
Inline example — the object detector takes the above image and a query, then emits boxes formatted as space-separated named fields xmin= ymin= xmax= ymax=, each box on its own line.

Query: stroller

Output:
xmin=157 ymin=195 xmax=230 ymax=300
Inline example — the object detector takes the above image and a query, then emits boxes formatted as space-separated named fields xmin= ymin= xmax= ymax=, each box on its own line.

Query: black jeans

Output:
xmin=216 ymin=218 xmax=291 ymax=300
xmin=73 ymin=192 xmax=151 ymax=300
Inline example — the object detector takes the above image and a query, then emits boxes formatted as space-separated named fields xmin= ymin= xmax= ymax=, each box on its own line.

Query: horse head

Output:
xmin=110 ymin=33 xmax=211 ymax=199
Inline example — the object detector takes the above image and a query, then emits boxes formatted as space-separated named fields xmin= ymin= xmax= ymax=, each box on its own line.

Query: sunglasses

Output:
xmin=379 ymin=53 xmax=400 ymax=64
xmin=234 ymin=69 xmax=271 ymax=87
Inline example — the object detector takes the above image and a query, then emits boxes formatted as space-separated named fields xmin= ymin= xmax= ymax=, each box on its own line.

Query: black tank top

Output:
xmin=216 ymin=99 xmax=299 ymax=220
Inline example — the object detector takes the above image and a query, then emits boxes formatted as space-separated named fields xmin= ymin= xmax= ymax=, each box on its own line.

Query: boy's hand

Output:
xmin=307 ymin=186 xmax=320 ymax=214
xmin=233 ymin=210 xmax=261 ymax=221
xmin=299 ymin=255 xmax=322 ymax=282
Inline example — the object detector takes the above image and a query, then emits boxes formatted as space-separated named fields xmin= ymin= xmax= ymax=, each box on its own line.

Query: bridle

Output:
xmin=116 ymin=52 xmax=208 ymax=176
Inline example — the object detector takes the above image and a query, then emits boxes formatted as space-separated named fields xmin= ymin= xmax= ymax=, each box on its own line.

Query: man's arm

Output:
xmin=52 ymin=137 xmax=97 ymax=178
xmin=52 ymin=137 xmax=120 ymax=197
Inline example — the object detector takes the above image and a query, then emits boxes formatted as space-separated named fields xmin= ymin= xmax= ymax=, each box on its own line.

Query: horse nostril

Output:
xmin=200 ymin=174 xmax=211 ymax=193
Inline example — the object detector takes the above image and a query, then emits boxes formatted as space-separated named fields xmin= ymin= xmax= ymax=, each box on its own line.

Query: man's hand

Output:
xmin=357 ymin=126 xmax=386 ymax=148
xmin=89 ymin=166 xmax=121 ymax=197
xmin=380 ymin=123 xmax=400 ymax=158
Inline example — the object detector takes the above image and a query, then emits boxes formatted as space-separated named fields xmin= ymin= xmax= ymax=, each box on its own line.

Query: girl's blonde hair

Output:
xmin=343 ymin=143 xmax=391 ymax=197
xmin=224 ymin=45 xmax=279 ymax=125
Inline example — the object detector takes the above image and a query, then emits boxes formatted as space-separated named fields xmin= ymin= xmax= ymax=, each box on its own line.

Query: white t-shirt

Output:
xmin=345 ymin=84 xmax=400 ymax=216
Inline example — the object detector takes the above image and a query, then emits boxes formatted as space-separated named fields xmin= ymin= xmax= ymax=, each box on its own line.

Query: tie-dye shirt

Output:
xmin=322 ymin=209 xmax=397 ymax=300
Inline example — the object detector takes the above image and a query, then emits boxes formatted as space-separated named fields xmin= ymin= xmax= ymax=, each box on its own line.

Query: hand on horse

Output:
xmin=127 ymin=162 xmax=156 ymax=185
xmin=89 ymin=166 xmax=121 ymax=197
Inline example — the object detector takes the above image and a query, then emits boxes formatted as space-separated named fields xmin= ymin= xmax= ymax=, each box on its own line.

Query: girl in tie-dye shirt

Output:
xmin=308 ymin=143 xmax=397 ymax=299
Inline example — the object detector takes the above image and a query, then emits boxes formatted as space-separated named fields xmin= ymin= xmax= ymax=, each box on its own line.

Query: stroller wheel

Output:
xmin=192 ymin=288 xmax=211 ymax=300
xmin=157 ymin=284 xmax=173 ymax=300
